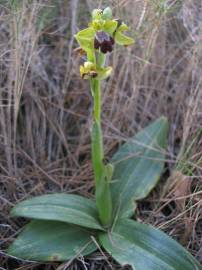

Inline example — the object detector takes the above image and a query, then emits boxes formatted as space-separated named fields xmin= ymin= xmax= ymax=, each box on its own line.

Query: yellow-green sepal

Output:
xmin=97 ymin=66 xmax=112 ymax=80
xmin=90 ymin=19 xmax=117 ymax=36
xmin=90 ymin=20 xmax=104 ymax=31
xmin=75 ymin=27 xmax=95 ymax=59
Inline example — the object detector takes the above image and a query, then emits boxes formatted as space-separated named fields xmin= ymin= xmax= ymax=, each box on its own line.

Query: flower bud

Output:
xmin=80 ymin=61 xmax=97 ymax=79
xmin=84 ymin=61 xmax=95 ymax=70
xmin=102 ymin=7 xmax=112 ymax=20
xmin=92 ymin=9 xmax=103 ymax=20
xmin=94 ymin=31 xmax=114 ymax=54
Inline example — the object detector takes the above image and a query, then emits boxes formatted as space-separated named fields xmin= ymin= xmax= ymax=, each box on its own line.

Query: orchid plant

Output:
xmin=8 ymin=7 xmax=202 ymax=270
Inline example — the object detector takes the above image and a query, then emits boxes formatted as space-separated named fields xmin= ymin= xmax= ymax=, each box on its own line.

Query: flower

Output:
xmin=80 ymin=62 xmax=97 ymax=79
xmin=75 ymin=7 xmax=134 ymax=56
xmin=74 ymin=7 xmax=134 ymax=80
xmin=80 ymin=61 xmax=112 ymax=80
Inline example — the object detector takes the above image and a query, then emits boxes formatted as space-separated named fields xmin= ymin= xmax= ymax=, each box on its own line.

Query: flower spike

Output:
xmin=75 ymin=6 xmax=134 ymax=73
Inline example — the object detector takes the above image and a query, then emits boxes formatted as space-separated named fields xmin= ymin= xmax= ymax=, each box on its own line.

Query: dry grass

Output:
xmin=0 ymin=0 xmax=201 ymax=269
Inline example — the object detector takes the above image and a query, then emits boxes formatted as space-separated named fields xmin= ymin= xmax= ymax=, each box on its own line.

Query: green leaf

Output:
xmin=111 ymin=117 xmax=168 ymax=218
xmin=11 ymin=193 xmax=103 ymax=230
xmin=99 ymin=219 xmax=202 ymax=270
xmin=95 ymin=164 xmax=113 ymax=226
xmin=8 ymin=220 xmax=97 ymax=262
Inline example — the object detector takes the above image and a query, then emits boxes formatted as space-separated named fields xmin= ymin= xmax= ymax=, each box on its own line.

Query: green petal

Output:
xmin=118 ymin=23 xmax=129 ymax=32
xmin=115 ymin=31 xmax=134 ymax=46
xmin=75 ymin=27 xmax=95 ymax=39
xmin=75 ymin=27 xmax=95 ymax=51
xmin=90 ymin=20 xmax=105 ymax=31
xmin=103 ymin=20 xmax=118 ymax=35
xmin=97 ymin=66 xmax=112 ymax=80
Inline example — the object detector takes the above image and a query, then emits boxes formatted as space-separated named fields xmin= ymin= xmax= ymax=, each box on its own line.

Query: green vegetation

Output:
xmin=7 ymin=7 xmax=202 ymax=270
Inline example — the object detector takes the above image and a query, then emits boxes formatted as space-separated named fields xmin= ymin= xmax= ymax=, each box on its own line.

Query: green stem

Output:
xmin=92 ymin=80 xmax=101 ymax=123
xmin=90 ymin=78 xmax=103 ymax=182
xmin=90 ymin=60 xmax=112 ymax=226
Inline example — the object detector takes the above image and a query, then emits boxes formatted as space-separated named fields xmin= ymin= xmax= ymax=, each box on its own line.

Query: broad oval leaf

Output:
xmin=99 ymin=219 xmax=202 ymax=270
xmin=8 ymin=220 xmax=97 ymax=262
xmin=111 ymin=117 xmax=168 ymax=218
xmin=11 ymin=194 xmax=103 ymax=230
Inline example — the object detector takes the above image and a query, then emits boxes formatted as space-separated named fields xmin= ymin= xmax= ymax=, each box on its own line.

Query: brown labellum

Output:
xmin=82 ymin=71 xmax=98 ymax=79
xmin=89 ymin=71 xmax=98 ymax=78
xmin=94 ymin=31 xmax=114 ymax=54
